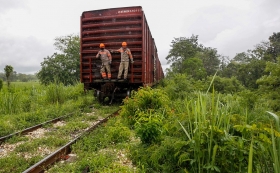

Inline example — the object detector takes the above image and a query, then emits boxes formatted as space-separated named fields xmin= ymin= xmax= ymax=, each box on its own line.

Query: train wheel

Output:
xmin=127 ymin=88 xmax=132 ymax=97
xmin=96 ymin=91 xmax=104 ymax=103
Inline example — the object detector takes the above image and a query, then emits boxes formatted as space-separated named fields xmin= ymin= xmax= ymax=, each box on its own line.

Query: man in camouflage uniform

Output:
xmin=96 ymin=43 xmax=112 ymax=81
xmin=112 ymin=42 xmax=133 ymax=81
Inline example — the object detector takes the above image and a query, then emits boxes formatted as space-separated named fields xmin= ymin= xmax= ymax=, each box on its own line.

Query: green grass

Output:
xmin=46 ymin=116 xmax=136 ymax=173
xmin=118 ymin=87 xmax=279 ymax=173
xmin=0 ymin=82 xmax=94 ymax=137
xmin=1 ymin=81 xmax=279 ymax=172
xmin=1 ymin=81 xmax=40 ymax=90
xmin=0 ymin=105 xmax=119 ymax=173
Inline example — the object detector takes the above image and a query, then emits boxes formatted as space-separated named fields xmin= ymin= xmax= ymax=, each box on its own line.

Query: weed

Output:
xmin=6 ymin=135 xmax=29 ymax=144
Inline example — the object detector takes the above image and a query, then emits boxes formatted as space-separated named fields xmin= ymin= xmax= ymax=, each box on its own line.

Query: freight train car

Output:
xmin=80 ymin=6 xmax=164 ymax=103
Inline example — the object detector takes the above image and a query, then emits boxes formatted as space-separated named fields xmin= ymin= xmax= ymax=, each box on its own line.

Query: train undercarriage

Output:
xmin=84 ymin=79 xmax=141 ymax=104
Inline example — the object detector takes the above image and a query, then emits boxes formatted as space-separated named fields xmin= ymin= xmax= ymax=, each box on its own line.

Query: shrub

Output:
xmin=207 ymin=76 xmax=244 ymax=94
xmin=129 ymin=92 xmax=277 ymax=172
xmin=120 ymin=86 xmax=170 ymax=126
xmin=135 ymin=112 xmax=163 ymax=144
xmin=120 ymin=87 xmax=170 ymax=144
xmin=107 ymin=119 xmax=131 ymax=143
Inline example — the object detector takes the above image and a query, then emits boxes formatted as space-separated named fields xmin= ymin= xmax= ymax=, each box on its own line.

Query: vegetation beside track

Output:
xmin=0 ymin=102 xmax=119 ymax=173
xmin=48 ymin=115 xmax=138 ymax=173
xmin=47 ymin=85 xmax=280 ymax=173
xmin=0 ymin=82 xmax=92 ymax=137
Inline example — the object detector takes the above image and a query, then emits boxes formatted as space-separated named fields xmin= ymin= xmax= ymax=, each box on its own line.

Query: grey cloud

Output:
xmin=0 ymin=0 xmax=26 ymax=14
xmin=183 ymin=6 xmax=241 ymax=43
xmin=258 ymin=0 xmax=280 ymax=15
xmin=0 ymin=36 xmax=54 ymax=73
xmin=0 ymin=0 xmax=279 ymax=74
xmin=181 ymin=0 xmax=280 ymax=58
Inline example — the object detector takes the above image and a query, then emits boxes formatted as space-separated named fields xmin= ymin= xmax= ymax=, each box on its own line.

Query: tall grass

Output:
xmin=0 ymin=82 xmax=94 ymax=137
xmin=178 ymin=92 xmax=234 ymax=172
xmin=0 ymin=92 xmax=21 ymax=114
xmin=45 ymin=83 xmax=66 ymax=104
xmin=175 ymin=90 xmax=277 ymax=172
xmin=267 ymin=111 xmax=280 ymax=173
xmin=122 ymin=84 xmax=278 ymax=172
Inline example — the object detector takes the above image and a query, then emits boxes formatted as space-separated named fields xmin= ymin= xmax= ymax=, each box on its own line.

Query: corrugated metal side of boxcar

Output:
xmin=141 ymin=14 xmax=163 ymax=86
xmin=80 ymin=6 xmax=164 ymax=87
xmin=80 ymin=6 xmax=144 ymax=84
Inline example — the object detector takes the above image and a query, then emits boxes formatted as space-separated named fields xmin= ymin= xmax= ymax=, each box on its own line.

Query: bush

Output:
xmin=163 ymin=74 xmax=198 ymax=100
xmin=120 ymin=87 xmax=170 ymax=144
xmin=207 ymin=76 xmax=244 ymax=94
xmin=135 ymin=113 xmax=163 ymax=144
xmin=120 ymin=87 xmax=170 ymax=126
xmin=129 ymin=92 xmax=278 ymax=172
xmin=107 ymin=119 xmax=131 ymax=143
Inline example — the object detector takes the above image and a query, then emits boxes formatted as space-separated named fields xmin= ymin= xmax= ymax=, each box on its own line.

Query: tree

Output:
xmin=257 ymin=57 xmax=280 ymax=111
xmin=37 ymin=34 xmax=80 ymax=85
xmin=166 ymin=35 xmax=202 ymax=73
xmin=0 ymin=79 xmax=3 ymax=91
xmin=4 ymin=65 xmax=13 ymax=87
xmin=0 ymin=72 xmax=5 ymax=81
xmin=208 ymin=76 xmax=244 ymax=94
xmin=233 ymin=52 xmax=251 ymax=63
xmin=197 ymin=47 xmax=221 ymax=76
xmin=11 ymin=71 xmax=17 ymax=81
xmin=182 ymin=57 xmax=206 ymax=80
xmin=166 ymin=35 xmax=221 ymax=76
xmin=219 ymin=38 xmax=275 ymax=89
xmin=267 ymin=32 xmax=280 ymax=62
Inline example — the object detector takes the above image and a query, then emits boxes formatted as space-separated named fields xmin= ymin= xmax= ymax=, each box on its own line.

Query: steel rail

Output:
xmin=0 ymin=114 xmax=72 ymax=143
xmin=0 ymin=106 xmax=95 ymax=144
xmin=0 ymin=106 xmax=93 ymax=143
xmin=22 ymin=109 xmax=120 ymax=173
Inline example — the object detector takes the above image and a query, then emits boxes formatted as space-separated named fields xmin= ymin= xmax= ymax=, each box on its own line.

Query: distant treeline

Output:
xmin=0 ymin=72 xmax=37 ymax=82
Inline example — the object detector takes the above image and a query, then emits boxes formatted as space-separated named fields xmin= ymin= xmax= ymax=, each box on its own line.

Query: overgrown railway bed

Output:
xmin=23 ymin=110 xmax=119 ymax=173
xmin=0 ymin=106 xmax=94 ymax=143
xmin=0 ymin=105 xmax=120 ymax=173
xmin=0 ymin=113 xmax=75 ymax=144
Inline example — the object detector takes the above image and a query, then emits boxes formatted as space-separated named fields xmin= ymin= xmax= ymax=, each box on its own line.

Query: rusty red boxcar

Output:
xmin=80 ymin=6 xmax=164 ymax=102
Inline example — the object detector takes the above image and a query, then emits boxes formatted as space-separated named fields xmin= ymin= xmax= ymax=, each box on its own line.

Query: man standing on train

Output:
xmin=96 ymin=43 xmax=112 ymax=81
xmin=111 ymin=42 xmax=134 ymax=81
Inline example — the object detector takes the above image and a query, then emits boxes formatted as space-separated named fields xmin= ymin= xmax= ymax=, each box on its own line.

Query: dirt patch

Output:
xmin=25 ymin=128 xmax=48 ymax=139
xmin=0 ymin=142 xmax=25 ymax=158
xmin=17 ymin=145 xmax=53 ymax=159
xmin=53 ymin=121 xmax=66 ymax=128
xmin=86 ymin=112 xmax=95 ymax=116
xmin=99 ymin=148 xmax=136 ymax=170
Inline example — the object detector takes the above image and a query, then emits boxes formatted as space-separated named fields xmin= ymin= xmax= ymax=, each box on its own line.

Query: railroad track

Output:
xmin=22 ymin=109 xmax=120 ymax=173
xmin=0 ymin=106 xmax=93 ymax=144
xmin=0 ymin=113 xmax=73 ymax=144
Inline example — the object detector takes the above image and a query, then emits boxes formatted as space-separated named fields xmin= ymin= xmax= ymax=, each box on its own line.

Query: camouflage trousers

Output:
xmin=117 ymin=62 xmax=129 ymax=79
xmin=100 ymin=64 xmax=111 ymax=79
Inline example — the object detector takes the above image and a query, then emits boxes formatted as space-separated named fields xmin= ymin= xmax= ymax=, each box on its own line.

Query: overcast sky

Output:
xmin=0 ymin=0 xmax=279 ymax=74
